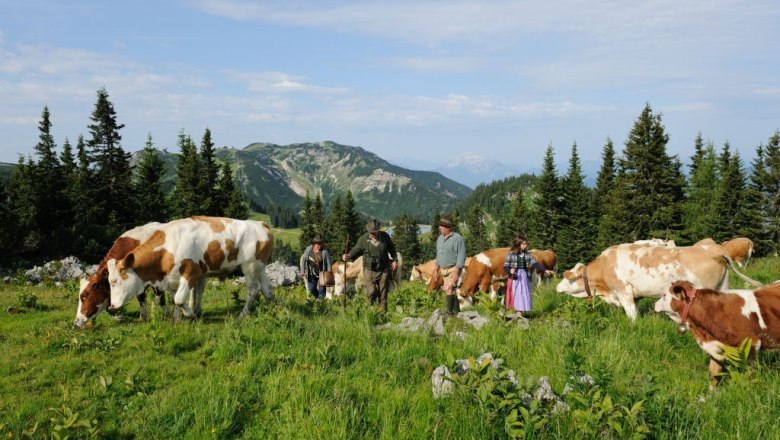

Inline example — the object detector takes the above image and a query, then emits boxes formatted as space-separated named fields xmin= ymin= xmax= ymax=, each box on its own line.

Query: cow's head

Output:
xmin=331 ymin=260 xmax=351 ymax=297
xmin=555 ymin=263 xmax=589 ymax=298
xmin=74 ymin=277 xmax=108 ymax=327
xmin=410 ymin=265 xmax=423 ymax=281
xmin=107 ymin=254 xmax=145 ymax=309
xmin=653 ymin=280 xmax=692 ymax=324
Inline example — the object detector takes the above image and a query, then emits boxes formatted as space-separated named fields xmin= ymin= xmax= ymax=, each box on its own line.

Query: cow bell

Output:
xmin=678 ymin=324 xmax=688 ymax=334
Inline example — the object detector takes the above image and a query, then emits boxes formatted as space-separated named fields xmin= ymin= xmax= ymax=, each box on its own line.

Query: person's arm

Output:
xmin=299 ymin=246 xmax=309 ymax=277
xmin=344 ymin=235 xmax=364 ymax=261
xmin=323 ymin=250 xmax=332 ymax=271
xmin=456 ymin=235 xmax=467 ymax=269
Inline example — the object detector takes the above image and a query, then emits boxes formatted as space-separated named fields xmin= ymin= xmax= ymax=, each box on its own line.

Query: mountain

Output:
xmin=434 ymin=152 xmax=522 ymax=189
xmin=139 ymin=141 xmax=472 ymax=222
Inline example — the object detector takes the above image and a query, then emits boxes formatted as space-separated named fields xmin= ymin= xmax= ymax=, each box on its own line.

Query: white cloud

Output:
xmin=224 ymin=70 xmax=351 ymax=94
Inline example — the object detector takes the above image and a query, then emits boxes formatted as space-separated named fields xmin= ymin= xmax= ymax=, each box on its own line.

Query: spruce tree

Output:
xmin=682 ymin=140 xmax=719 ymax=243
xmin=134 ymin=134 xmax=169 ymax=223
xmin=326 ymin=194 xmax=348 ymax=250
xmin=0 ymin=178 xmax=14 ymax=257
xmin=713 ymin=144 xmax=747 ymax=242
xmin=218 ymin=161 xmax=249 ymax=219
xmin=496 ymin=189 xmax=529 ymax=247
xmin=299 ymin=192 xmax=316 ymax=249
xmin=32 ymin=106 xmax=68 ymax=255
xmin=741 ymin=145 xmax=771 ymax=255
xmin=87 ymin=87 xmax=133 ymax=240
xmin=199 ymin=128 xmax=221 ymax=216
xmin=343 ymin=190 xmax=363 ymax=250
xmin=465 ymin=205 xmax=490 ymax=255
xmin=426 ymin=210 xmax=442 ymax=260
xmin=592 ymin=137 xmax=616 ymax=221
xmin=763 ymin=130 xmax=780 ymax=255
xmin=528 ymin=144 xmax=560 ymax=249
xmin=556 ymin=142 xmax=595 ymax=268
xmin=392 ymin=213 xmax=422 ymax=270
xmin=607 ymin=103 xmax=684 ymax=241
xmin=170 ymin=130 xmax=202 ymax=217
xmin=8 ymin=157 xmax=40 ymax=252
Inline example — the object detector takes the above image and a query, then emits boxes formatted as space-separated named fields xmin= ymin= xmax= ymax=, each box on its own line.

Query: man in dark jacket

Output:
xmin=342 ymin=218 xmax=398 ymax=313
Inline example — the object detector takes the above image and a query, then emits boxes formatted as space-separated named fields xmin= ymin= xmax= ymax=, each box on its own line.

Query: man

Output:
xmin=434 ymin=214 xmax=467 ymax=316
xmin=342 ymin=219 xmax=399 ymax=313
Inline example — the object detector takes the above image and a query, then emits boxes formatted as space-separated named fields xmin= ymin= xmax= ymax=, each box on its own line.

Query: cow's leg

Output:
xmin=616 ymin=292 xmax=639 ymax=321
xmin=709 ymin=357 xmax=723 ymax=390
xmin=173 ymin=283 xmax=196 ymax=321
xmin=137 ymin=290 xmax=149 ymax=322
xmin=191 ymin=277 xmax=207 ymax=318
xmin=238 ymin=262 xmax=272 ymax=320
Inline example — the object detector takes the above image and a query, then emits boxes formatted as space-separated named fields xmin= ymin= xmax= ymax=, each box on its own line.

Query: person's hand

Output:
xmin=391 ymin=261 xmax=398 ymax=271
xmin=510 ymin=268 xmax=516 ymax=274
xmin=342 ymin=254 xmax=350 ymax=261
xmin=545 ymin=270 xmax=555 ymax=277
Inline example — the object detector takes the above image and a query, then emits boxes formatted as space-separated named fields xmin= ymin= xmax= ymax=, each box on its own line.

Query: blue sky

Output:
xmin=1 ymin=0 xmax=779 ymax=172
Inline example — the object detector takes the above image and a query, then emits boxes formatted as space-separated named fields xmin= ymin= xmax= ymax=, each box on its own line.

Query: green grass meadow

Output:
xmin=2 ymin=258 xmax=780 ymax=439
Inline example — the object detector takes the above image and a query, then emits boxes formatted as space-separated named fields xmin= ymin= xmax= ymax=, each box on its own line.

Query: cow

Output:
xmin=459 ymin=248 xmax=556 ymax=299
xmin=330 ymin=252 xmax=403 ymax=298
xmin=556 ymin=242 xmax=762 ymax=321
xmin=654 ymin=280 xmax=780 ymax=387
xmin=633 ymin=238 xmax=676 ymax=247
xmin=529 ymin=249 xmax=557 ymax=285
xmin=410 ymin=256 xmax=473 ymax=291
xmin=74 ymin=223 xmax=166 ymax=328
xmin=106 ymin=216 xmax=274 ymax=320
xmin=722 ymin=237 xmax=754 ymax=267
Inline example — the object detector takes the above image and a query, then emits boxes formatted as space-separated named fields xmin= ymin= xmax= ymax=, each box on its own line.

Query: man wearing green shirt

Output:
xmin=343 ymin=218 xmax=399 ymax=313
xmin=434 ymin=214 xmax=466 ymax=316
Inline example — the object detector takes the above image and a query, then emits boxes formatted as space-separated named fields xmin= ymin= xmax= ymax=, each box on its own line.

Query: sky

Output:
xmin=1 ymin=0 xmax=779 ymax=172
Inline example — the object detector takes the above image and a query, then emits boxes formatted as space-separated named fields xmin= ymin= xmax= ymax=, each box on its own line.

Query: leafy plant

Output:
xmin=16 ymin=290 xmax=39 ymax=309
xmin=716 ymin=337 xmax=755 ymax=384
xmin=568 ymin=386 xmax=650 ymax=439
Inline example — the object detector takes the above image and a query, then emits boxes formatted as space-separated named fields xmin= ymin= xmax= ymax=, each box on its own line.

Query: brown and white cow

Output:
xmin=410 ymin=257 xmax=473 ymax=291
xmin=529 ymin=249 xmax=557 ymax=285
xmin=655 ymin=280 xmax=780 ymax=387
xmin=459 ymin=248 xmax=555 ymax=298
xmin=74 ymin=222 xmax=166 ymax=327
xmin=107 ymin=216 xmax=274 ymax=320
xmin=330 ymin=252 xmax=403 ymax=298
xmin=556 ymin=243 xmax=761 ymax=321
xmin=722 ymin=237 xmax=754 ymax=267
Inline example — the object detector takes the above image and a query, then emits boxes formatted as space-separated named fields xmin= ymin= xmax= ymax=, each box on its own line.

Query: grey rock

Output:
xmin=432 ymin=365 xmax=454 ymax=399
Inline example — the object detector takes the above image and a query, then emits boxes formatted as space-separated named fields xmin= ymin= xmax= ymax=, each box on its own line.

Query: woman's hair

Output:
xmin=511 ymin=235 xmax=529 ymax=253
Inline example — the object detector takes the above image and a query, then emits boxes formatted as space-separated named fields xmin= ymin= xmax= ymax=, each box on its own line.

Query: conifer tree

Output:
xmin=592 ymin=137 xmax=616 ymax=221
xmin=742 ymin=144 xmax=772 ymax=255
xmin=556 ymin=143 xmax=595 ymax=268
xmin=713 ymin=144 xmax=747 ymax=242
xmin=32 ymin=106 xmax=68 ymax=254
xmin=8 ymin=157 xmax=39 ymax=252
xmin=603 ymin=104 xmax=685 ymax=241
xmin=343 ymin=190 xmax=363 ymax=249
xmin=528 ymin=144 xmax=560 ymax=249
xmin=0 ymin=178 xmax=14 ymax=256
xmin=299 ymin=193 xmax=316 ymax=249
xmin=134 ymin=134 xmax=169 ymax=223
xmin=465 ymin=205 xmax=490 ymax=255
xmin=392 ymin=213 xmax=422 ymax=269
xmin=763 ymin=130 xmax=780 ymax=255
xmin=170 ymin=130 xmax=202 ymax=217
xmin=496 ymin=189 xmax=529 ymax=247
xmin=218 ymin=161 xmax=249 ymax=219
xmin=326 ymin=194 xmax=348 ymax=249
xmin=87 ymin=87 xmax=133 ymax=240
xmin=682 ymin=140 xmax=719 ymax=243
xmin=199 ymin=128 xmax=221 ymax=216
xmin=426 ymin=210 xmax=442 ymax=260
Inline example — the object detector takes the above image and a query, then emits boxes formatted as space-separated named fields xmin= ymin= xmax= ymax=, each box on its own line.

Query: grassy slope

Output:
xmin=1 ymin=258 xmax=780 ymax=438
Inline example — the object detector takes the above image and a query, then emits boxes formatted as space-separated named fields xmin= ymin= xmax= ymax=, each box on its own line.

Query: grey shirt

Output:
xmin=436 ymin=232 xmax=466 ymax=269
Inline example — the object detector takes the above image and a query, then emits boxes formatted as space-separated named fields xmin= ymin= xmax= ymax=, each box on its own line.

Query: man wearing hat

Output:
xmin=342 ymin=218 xmax=398 ymax=313
xmin=434 ymin=214 xmax=467 ymax=316
xmin=300 ymin=236 xmax=332 ymax=299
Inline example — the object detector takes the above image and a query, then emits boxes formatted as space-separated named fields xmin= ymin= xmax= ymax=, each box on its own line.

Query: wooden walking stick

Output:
xmin=342 ymin=235 xmax=350 ymax=310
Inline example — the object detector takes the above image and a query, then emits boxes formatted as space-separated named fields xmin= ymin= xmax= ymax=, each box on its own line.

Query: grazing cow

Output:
xmin=74 ymin=223 xmax=166 ymax=328
xmin=654 ymin=280 xmax=780 ymax=387
xmin=556 ymin=243 xmax=761 ymax=321
xmin=722 ymin=237 xmax=754 ymax=267
xmin=529 ymin=249 xmax=557 ymax=285
xmin=107 ymin=216 xmax=274 ymax=320
xmin=330 ymin=252 xmax=403 ymax=298
xmin=633 ymin=238 xmax=676 ymax=247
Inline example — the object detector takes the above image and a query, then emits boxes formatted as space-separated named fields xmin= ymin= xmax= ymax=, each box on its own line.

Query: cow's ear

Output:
xmin=670 ymin=282 xmax=686 ymax=297
xmin=122 ymin=252 xmax=136 ymax=269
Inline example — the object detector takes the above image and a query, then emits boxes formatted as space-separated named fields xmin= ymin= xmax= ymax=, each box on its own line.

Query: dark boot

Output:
xmin=452 ymin=296 xmax=461 ymax=316
xmin=445 ymin=295 xmax=455 ymax=316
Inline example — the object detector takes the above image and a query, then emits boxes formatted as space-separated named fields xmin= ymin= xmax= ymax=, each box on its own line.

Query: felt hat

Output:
xmin=312 ymin=236 xmax=323 ymax=244
xmin=439 ymin=215 xmax=455 ymax=228
xmin=365 ymin=219 xmax=381 ymax=233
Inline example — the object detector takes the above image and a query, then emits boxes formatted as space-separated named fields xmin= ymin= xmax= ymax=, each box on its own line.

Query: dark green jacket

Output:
xmin=347 ymin=231 xmax=398 ymax=271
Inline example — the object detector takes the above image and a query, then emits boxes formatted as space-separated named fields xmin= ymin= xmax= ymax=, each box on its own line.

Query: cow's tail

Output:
xmin=723 ymin=255 xmax=763 ymax=288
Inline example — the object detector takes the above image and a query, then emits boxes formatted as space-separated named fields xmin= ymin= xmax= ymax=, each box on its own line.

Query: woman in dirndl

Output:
xmin=503 ymin=235 xmax=554 ymax=317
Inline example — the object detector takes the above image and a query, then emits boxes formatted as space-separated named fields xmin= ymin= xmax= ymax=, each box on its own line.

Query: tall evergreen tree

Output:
xmin=326 ymin=194 xmax=348 ymax=250
xmin=199 ymin=128 xmax=221 ymax=216
xmin=496 ymin=189 xmax=529 ymax=247
xmin=392 ymin=213 xmax=422 ymax=270
xmin=32 ymin=106 xmax=68 ymax=255
xmin=763 ymin=130 xmax=780 ymax=256
xmin=299 ymin=193 xmax=316 ymax=250
xmin=604 ymin=104 xmax=685 ymax=241
xmin=713 ymin=145 xmax=747 ymax=242
xmin=70 ymin=135 xmax=104 ymax=261
xmin=528 ymin=144 xmax=560 ymax=249
xmin=218 ymin=161 xmax=249 ymax=219
xmin=742 ymin=144 xmax=772 ymax=255
xmin=0 ymin=178 xmax=14 ymax=257
xmin=87 ymin=87 xmax=134 ymax=240
xmin=8 ymin=157 xmax=39 ymax=252
xmin=465 ymin=205 xmax=490 ymax=255
xmin=170 ymin=130 xmax=202 ymax=217
xmin=342 ymin=190 xmax=363 ymax=250
xmin=134 ymin=134 xmax=169 ymax=223
xmin=592 ymin=138 xmax=617 ymax=252
xmin=426 ymin=210 xmax=442 ymax=260
xmin=682 ymin=140 xmax=719 ymax=243
xmin=556 ymin=143 xmax=595 ymax=268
